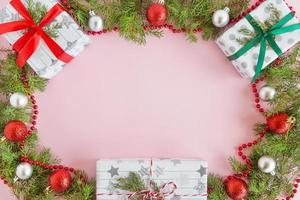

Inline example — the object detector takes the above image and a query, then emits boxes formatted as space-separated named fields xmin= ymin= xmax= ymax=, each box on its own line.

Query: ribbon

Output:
xmin=228 ymin=12 xmax=300 ymax=82
xmin=97 ymin=159 xmax=208 ymax=199
xmin=0 ymin=0 xmax=73 ymax=68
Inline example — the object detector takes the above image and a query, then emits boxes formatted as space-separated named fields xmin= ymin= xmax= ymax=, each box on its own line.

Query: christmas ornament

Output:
xmin=225 ymin=177 xmax=248 ymax=200
xmin=259 ymin=85 xmax=276 ymax=101
xmin=49 ymin=170 xmax=72 ymax=193
xmin=212 ymin=7 xmax=230 ymax=28
xmin=9 ymin=92 xmax=28 ymax=108
xmin=14 ymin=162 xmax=33 ymax=181
xmin=267 ymin=113 xmax=295 ymax=134
xmin=3 ymin=120 xmax=28 ymax=142
xmin=146 ymin=1 xmax=168 ymax=26
xmin=258 ymin=156 xmax=276 ymax=175
xmin=88 ymin=11 xmax=104 ymax=32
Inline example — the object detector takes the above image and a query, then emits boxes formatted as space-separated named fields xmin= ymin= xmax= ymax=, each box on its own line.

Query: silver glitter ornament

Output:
xmin=212 ymin=7 xmax=230 ymax=28
xmin=259 ymin=85 xmax=276 ymax=101
xmin=14 ymin=162 xmax=33 ymax=181
xmin=258 ymin=156 xmax=276 ymax=176
xmin=88 ymin=11 xmax=103 ymax=32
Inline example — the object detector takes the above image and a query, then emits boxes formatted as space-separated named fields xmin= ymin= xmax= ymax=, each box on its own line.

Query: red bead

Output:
xmin=32 ymin=121 xmax=36 ymax=125
xmin=293 ymin=189 xmax=297 ymax=193
xmin=255 ymin=99 xmax=260 ymax=103
xmin=34 ymin=110 xmax=39 ymax=114
xmin=259 ymin=108 xmax=264 ymax=113
xmin=33 ymin=105 xmax=38 ymax=109
xmin=242 ymin=144 xmax=247 ymax=148
xmin=256 ymin=104 xmax=261 ymax=108
xmin=238 ymin=152 xmax=243 ymax=156
xmin=32 ymin=115 xmax=37 ymax=120
xmin=238 ymin=147 xmax=243 ymax=151
xmin=294 ymin=184 xmax=298 ymax=188
xmin=242 ymin=155 xmax=247 ymax=160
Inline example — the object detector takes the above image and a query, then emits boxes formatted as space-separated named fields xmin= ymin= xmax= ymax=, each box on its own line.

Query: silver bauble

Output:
xmin=10 ymin=92 xmax=28 ymax=108
xmin=212 ymin=7 xmax=230 ymax=28
xmin=258 ymin=156 xmax=276 ymax=176
xmin=259 ymin=85 xmax=276 ymax=101
xmin=15 ymin=162 xmax=33 ymax=181
xmin=88 ymin=11 xmax=104 ymax=32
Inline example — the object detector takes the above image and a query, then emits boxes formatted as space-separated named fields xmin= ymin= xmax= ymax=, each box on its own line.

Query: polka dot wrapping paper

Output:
xmin=96 ymin=159 xmax=207 ymax=200
xmin=216 ymin=0 xmax=300 ymax=79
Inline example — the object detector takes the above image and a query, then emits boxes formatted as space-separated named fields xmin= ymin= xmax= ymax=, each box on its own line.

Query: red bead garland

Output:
xmin=1 ymin=1 xmax=298 ymax=199
xmin=251 ymin=76 xmax=266 ymax=114
xmin=20 ymin=156 xmax=75 ymax=173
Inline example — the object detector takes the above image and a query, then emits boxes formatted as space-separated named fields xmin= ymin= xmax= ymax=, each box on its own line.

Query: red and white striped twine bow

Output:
xmin=127 ymin=181 xmax=177 ymax=200
xmin=97 ymin=159 xmax=208 ymax=199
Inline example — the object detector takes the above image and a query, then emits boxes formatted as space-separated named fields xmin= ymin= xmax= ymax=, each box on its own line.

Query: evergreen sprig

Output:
xmin=114 ymin=172 xmax=164 ymax=200
xmin=65 ymin=0 xmax=249 ymax=43
xmin=0 ymin=0 xmax=300 ymax=199
xmin=236 ymin=3 xmax=282 ymax=45
xmin=27 ymin=0 xmax=62 ymax=38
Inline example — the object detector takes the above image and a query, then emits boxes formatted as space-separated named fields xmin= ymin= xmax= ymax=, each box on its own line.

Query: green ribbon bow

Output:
xmin=228 ymin=12 xmax=300 ymax=82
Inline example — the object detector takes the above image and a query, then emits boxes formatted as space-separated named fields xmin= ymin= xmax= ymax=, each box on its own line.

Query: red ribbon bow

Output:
xmin=0 ymin=0 xmax=73 ymax=68
xmin=127 ymin=181 xmax=177 ymax=200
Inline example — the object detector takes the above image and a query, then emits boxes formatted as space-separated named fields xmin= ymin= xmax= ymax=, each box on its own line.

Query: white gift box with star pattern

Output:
xmin=96 ymin=159 xmax=207 ymax=200
xmin=0 ymin=0 xmax=90 ymax=79
xmin=216 ymin=0 xmax=300 ymax=79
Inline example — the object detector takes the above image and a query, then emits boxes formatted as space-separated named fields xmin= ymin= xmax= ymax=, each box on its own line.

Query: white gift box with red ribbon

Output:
xmin=96 ymin=159 xmax=208 ymax=200
xmin=0 ymin=0 xmax=90 ymax=79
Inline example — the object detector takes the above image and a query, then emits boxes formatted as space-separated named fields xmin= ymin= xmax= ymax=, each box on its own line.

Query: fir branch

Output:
xmin=27 ymin=0 xmax=62 ymax=38
xmin=236 ymin=3 xmax=281 ymax=45
xmin=207 ymin=174 xmax=227 ymax=200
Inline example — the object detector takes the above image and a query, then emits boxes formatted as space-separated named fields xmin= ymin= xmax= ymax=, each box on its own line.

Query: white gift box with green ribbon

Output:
xmin=216 ymin=0 xmax=300 ymax=81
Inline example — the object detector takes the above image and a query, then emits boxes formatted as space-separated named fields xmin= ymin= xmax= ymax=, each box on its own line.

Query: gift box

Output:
xmin=96 ymin=159 xmax=208 ymax=200
xmin=216 ymin=0 xmax=300 ymax=81
xmin=0 ymin=0 xmax=90 ymax=79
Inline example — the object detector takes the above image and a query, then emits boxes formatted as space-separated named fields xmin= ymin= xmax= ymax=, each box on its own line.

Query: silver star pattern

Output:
xmin=66 ymin=40 xmax=77 ymax=51
xmin=138 ymin=166 xmax=150 ymax=177
xmin=154 ymin=166 xmax=164 ymax=177
xmin=62 ymin=15 xmax=74 ymax=29
xmin=105 ymin=180 xmax=115 ymax=193
xmin=107 ymin=166 xmax=119 ymax=178
xmin=170 ymin=195 xmax=181 ymax=200
xmin=137 ymin=160 xmax=144 ymax=164
xmin=197 ymin=165 xmax=207 ymax=177
xmin=0 ymin=9 xmax=9 ymax=22
xmin=171 ymin=160 xmax=181 ymax=166
xmin=193 ymin=180 xmax=206 ymax=194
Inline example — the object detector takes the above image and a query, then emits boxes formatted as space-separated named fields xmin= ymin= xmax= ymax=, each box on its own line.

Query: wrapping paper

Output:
xmin=0 ymin=0 xmax=90 ymax=79
xmin=216 ymin=0 xmax=300 ymax=79
xmin=96 ymin=159 xmax=208 ymax=200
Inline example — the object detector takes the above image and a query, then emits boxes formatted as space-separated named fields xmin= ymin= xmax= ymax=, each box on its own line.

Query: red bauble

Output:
xmin=4 ymin=120 xmax=28 ymax=142
xmin=146 ymin=3 xmax=167 ymax=26
xmin=267 ymin=113 xmax=290 ymax=134
xmin=225 ymin=177 xmax=248 ymax=200
xmin=49 ymin=170 xmax=72 ymax=193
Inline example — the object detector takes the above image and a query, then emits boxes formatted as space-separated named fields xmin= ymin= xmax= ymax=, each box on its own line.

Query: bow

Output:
xmin=127 ymin=181 xmax=177 ymax=200
xmin=228 ymin=12 xmax=300 ymax=82
xmin=0 ymin=0 xmax=73 ymax=68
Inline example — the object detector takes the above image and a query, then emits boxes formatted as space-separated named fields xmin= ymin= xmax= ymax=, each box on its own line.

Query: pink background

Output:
xmin=0 ymin=0 xmax=299 ymax=199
